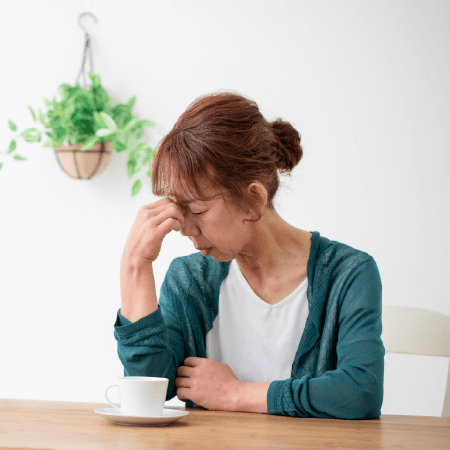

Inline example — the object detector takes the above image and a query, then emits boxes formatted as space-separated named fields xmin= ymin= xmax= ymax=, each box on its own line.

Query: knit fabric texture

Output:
xmin=114 ymin=230 xmax=385 ymax=419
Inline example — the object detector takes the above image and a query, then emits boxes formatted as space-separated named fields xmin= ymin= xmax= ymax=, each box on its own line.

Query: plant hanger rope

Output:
xmin=75 ymin=12 xmax=96 ymax=89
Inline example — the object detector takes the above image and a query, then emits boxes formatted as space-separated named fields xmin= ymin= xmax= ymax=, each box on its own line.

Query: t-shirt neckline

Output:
xmin=230 ymin=259 xmax=308 ymax=309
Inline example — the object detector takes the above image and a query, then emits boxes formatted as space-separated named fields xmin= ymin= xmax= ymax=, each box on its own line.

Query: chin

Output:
xmin=208 ymin=249 xmax=235 ymax=262
xmin=211 ymin=256 xmax=234 ymax=262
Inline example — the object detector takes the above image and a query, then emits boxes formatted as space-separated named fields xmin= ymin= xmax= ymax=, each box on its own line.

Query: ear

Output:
xmin=247 ymin=182 xmax=268 ymax=216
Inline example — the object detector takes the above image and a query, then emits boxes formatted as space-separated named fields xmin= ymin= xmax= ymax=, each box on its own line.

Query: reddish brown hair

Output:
xmin=151 ymin=91 xmax=303 ymax=221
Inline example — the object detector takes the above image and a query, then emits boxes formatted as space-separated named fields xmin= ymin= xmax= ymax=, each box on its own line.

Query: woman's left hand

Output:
xmin=175 ymin=357 xmax=242 ymax=411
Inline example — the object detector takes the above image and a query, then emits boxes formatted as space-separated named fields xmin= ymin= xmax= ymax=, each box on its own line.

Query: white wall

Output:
xmin=0 ymin=0 xmax=449 ymax=417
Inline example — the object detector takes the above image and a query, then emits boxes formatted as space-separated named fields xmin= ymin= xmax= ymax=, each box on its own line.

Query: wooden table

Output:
xmin=1 ymin=399 xmax=449 ymax=449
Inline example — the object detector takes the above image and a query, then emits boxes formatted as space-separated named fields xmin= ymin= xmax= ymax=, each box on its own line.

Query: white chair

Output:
xmin=381 ymin=305 xmax=450 ymax=417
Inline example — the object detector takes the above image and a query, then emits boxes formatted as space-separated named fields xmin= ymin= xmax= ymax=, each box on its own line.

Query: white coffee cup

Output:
xmin=105 ymin=376 xmax=169 ymax=417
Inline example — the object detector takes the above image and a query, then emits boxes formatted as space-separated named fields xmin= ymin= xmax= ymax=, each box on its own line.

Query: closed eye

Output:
xmin=192 ymin=210 xmax=208 ymax=215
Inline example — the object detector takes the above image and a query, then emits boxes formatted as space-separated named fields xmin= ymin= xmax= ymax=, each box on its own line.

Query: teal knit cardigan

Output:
xmin=114 ymin=231 xmax=385 ymax=419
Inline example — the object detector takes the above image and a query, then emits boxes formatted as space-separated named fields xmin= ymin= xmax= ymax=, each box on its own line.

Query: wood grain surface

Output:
xmin=0 ymin=399 xmax=449 ymax=449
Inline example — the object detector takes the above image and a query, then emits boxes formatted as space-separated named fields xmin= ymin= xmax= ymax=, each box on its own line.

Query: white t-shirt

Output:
xmin=206 ymin=259 xmax=309 ymax=383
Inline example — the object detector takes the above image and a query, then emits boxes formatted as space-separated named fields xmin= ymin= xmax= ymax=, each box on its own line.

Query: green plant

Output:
xmin=1 ymin=71 xmax=155 ymax=196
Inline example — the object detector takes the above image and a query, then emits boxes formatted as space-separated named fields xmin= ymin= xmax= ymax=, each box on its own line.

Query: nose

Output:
xmin=180 ymin=215 xmax=201 ymax=238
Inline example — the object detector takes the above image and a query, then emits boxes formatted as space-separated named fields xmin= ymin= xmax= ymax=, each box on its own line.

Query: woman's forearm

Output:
xmin=120 ymin=262 xmax=159 ymax=323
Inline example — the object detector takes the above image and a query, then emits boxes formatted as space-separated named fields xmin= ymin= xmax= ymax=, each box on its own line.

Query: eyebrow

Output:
xmin=170 ymin=197 xmax=197 ymax=206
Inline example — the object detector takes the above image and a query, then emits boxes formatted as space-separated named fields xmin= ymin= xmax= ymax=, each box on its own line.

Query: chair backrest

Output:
xmin=381 ymin=305 xmax=450 ymax=417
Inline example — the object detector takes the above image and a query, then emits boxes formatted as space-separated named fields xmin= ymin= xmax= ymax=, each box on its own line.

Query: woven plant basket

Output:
xmin=53 ymin=142 xmax=113 ymax=179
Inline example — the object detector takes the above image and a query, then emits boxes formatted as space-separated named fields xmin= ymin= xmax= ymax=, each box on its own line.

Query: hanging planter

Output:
xmin=54 ymin=142 xmax=113 ymax=179
xmin=1 ymin=13 xmax=155 ymax=196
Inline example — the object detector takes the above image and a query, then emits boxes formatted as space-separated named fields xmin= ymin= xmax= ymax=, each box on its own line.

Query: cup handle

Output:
xmin=105 ymin=384 xmax=121 ymax=413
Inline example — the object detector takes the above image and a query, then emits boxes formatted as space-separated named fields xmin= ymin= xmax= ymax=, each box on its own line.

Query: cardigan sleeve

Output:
xmin=113 ymin=262 xmax=186 ymax=401
xmin=267 ymin=257 xmax=385 ymax=419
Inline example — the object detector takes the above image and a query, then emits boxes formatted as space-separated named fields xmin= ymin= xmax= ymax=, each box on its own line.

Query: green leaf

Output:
xmin=21 ymin=129 xmax=41 ymax=143
xmin=95 ymin=128 xmax=115 ymax=137
xmin=63 ymin=103 xmax=76 ymax=122
xmin=8 ymin=120 xmax=17 ymax=131
xmin=123 ymin=117 xmax=139 ymax=132
xmin=43 ymin=139 xmax=53 ymax=148
xmin=13 ymin=155 xmax=27 ymax=161
xmin=88 ymin=71 xmax=101 ymax=86
xmin=132 ymin=179 xmax=142 ymax=196
xmin=127 ymin=159 xmax=137 ymax=177
xmin=127 ymin=96 xmax=136 ymax=109
xmin=28 ymin=105 xmax=37 ymax=121
xmin=136 ymin=142 xmax=148 ymax=152
xmin=111 ymin=138 xmax=127 ymax=152
xmin=126 ymin=133 xmax=138 ymax=151
xmin=8 ymin=140 xmax=17 ymax=153
xmin=0 ymin=162 xmax=3 ymax=170
xmin=99 ymin=112 xmax=117 ymax=131
xmin=141 ymin=145 xmax=154 ymax=157
xmin=136 ymin=128 xmax=144 ymax=139
xmin=140 ymin=120 xmax=156 ymax=127
xmin=38 ymin=109 xmax=46 ymax=124
xmin=94 ymin=111 xmax=107 ymax=128
xmin=146 ymin=171 xmax=151 ymax=178
xmin=81 ymin=135 xmax=99 ymax=150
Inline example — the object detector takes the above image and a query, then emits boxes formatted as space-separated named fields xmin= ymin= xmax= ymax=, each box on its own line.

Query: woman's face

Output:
xmin=174 ymin=193 xmax=253 ymax=262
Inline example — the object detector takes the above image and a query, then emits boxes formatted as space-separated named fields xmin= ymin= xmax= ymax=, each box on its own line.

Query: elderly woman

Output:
xmin=114 ymin=92 xmax=384 ymax=419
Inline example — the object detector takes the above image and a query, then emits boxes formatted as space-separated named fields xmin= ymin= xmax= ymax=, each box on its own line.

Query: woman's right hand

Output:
xmin=121 ymin=198 xmax=186 ymax=268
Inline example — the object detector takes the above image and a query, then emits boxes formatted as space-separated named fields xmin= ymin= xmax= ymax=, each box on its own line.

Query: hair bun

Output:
xmin=269 ymin=119 xmax=303 ymax=173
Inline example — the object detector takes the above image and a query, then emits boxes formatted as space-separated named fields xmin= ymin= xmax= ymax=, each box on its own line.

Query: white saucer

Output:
xmin=95 ymin=407 xmax=189 ymax=426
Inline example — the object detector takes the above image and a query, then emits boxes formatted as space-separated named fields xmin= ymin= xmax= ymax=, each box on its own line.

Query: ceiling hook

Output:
xmin=78 ymin=12 xmax=97 ymax=35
